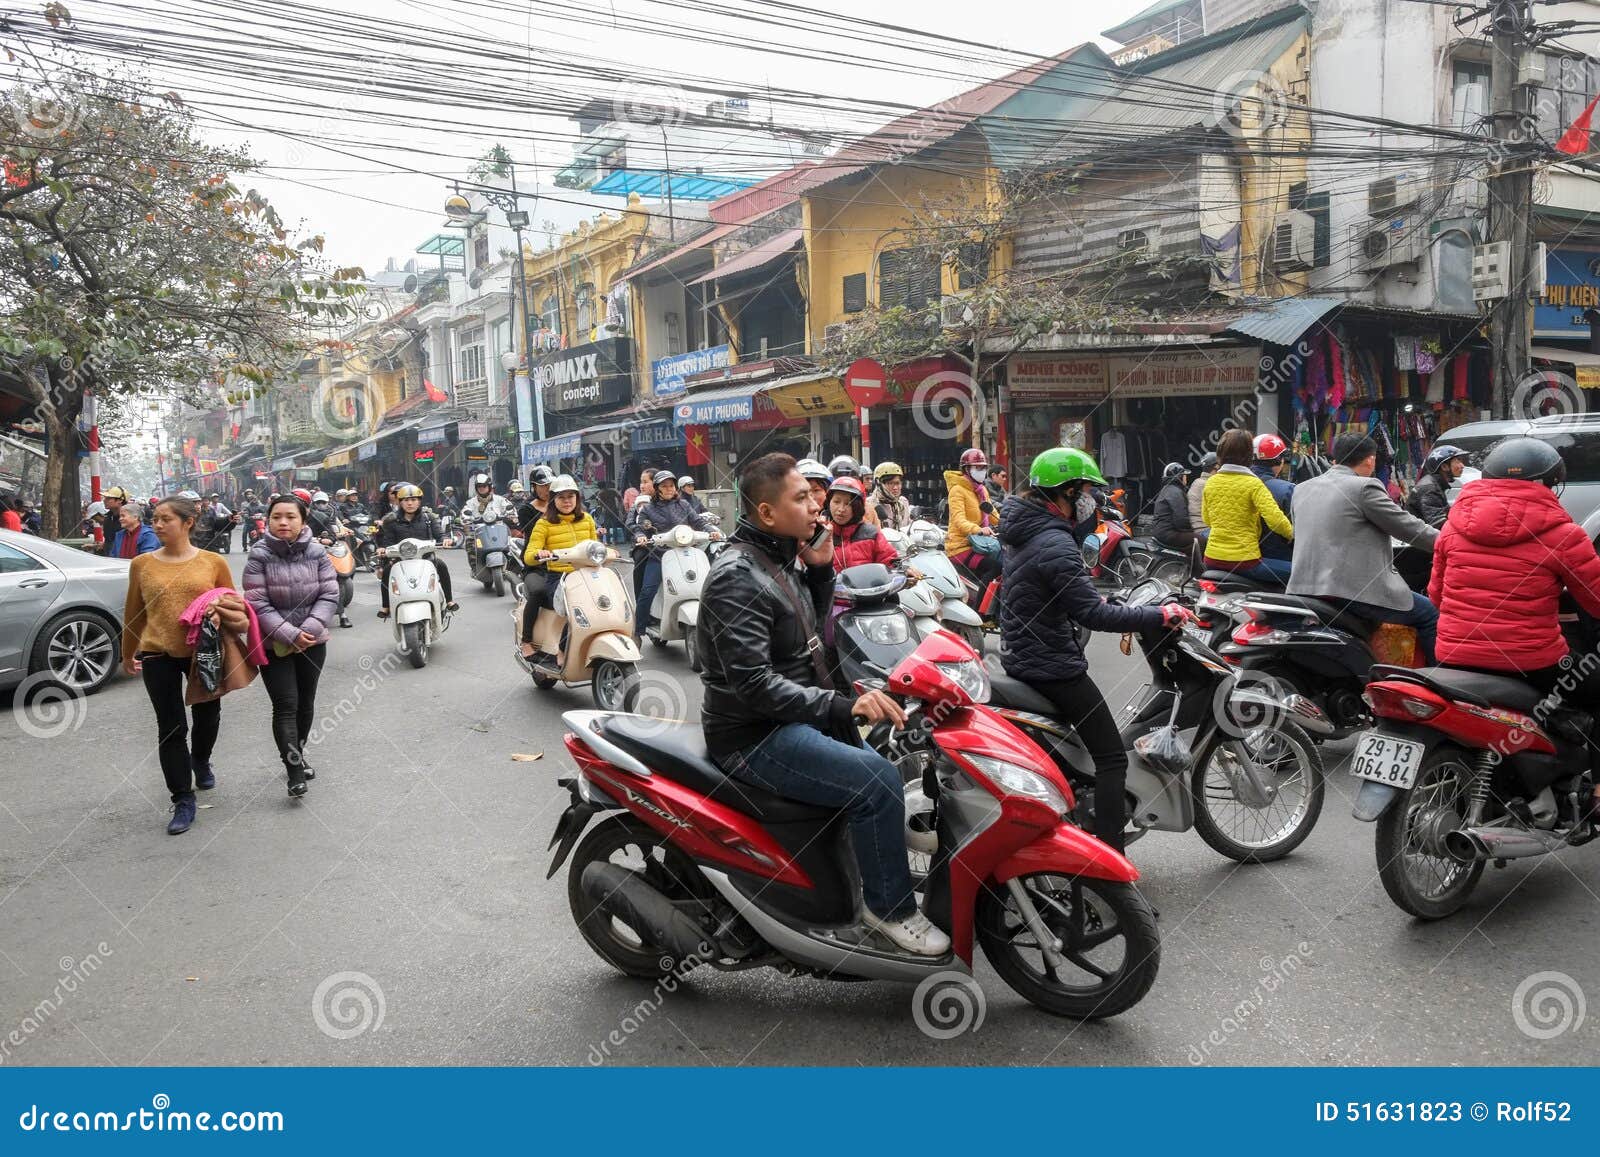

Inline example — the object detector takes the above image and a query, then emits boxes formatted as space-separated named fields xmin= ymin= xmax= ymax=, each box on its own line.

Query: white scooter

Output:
xmin=882 ymin=526 xmax=955 ymax=642
xmin=900 ymin=519 xmax=985 ymax=652
xmin=383 ymin=538 xmax=451 ymax=668
xmin=643 ymin=521 xmax=719 ymax=671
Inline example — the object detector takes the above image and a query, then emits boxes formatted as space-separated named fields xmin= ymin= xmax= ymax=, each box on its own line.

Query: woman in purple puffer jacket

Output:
xmin=244 ymin=493 xmax=340 ymax=798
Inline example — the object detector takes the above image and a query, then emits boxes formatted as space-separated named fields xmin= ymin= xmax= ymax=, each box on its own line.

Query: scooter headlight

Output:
xmin=859 ymin=613 xmax=910 ymax=646
xmin=963 ymin=754 xmax=1068 ymax=814
xmin=585 ymin=541 xmax=607 ymax=566
xmin=936 ymin=657 xmax=990 ymax=703
xmin=399 ymin=540 xmax=419 ymax=560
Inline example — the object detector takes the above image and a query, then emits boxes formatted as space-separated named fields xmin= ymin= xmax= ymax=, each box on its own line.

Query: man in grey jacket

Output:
xmin=1288 ymin=433 xmax=1440 ymax=662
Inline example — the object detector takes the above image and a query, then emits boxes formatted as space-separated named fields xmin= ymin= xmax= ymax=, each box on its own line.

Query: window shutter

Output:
xmin=842 ymin=272 xmax=866 ymax=313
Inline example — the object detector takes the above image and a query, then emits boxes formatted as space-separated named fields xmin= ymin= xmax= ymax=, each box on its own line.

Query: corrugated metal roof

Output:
xmin=688 ymin=228 xmax=804 ymax=285
xmin=1224 ymin=297 xmax=1345 ymax=345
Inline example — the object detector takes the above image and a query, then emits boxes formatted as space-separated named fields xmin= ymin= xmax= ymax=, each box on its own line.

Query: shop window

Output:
xmin=1286 ymin=182 xmax=1331 ymax=268
xmin=472 ymin=229 xmax=490 ymax=272
xmin=956 ymin=243 xmax=990 ymax=290
xmin=842 ymin=272 xmax=867 ymax=313
xmin=877 ymin=249 xmax=940 ymax=311
xmin=575 ymin=283 xmax=595 ymax=333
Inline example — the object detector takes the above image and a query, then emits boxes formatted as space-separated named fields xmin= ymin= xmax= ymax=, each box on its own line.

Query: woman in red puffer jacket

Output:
xmin=1430 ymin=438 xmax=1600 ymax=675
xmin=827 ymin=477 xmax=899 ymax=573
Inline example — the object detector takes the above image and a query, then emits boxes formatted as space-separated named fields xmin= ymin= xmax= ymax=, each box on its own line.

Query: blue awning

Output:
xmin=589 ymin=170 xmax=757 ymax=202
xmin=1224 ymin=298 xmax=1346 ymax=346
xmin=673 ymin=383 xmax=759 ymax=426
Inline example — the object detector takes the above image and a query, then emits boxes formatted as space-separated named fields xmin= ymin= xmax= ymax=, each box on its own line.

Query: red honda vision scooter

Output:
xmin=548 ymin=633 xmax=1160 ymax=1019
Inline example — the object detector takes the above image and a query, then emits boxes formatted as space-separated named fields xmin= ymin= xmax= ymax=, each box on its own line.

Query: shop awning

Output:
xmin=217 ymin=447 xmax=260 ymax=470
xmin=687 ymin=228 xmax=805 ymax=286
xmin=1532 ymin=345 xmax=1600 ymax=388
xmin=270 ymin=448 xmax=320 ymax=471
xmin=672 ymin=382 xmax=765 ymax=426
xmin=766 ymin=370 xmax=853 ymax=418
xmin=345 ymin=417 xmax=424 ymax=463
xmin=1223 ymin=298 xmax=1347 ymax=346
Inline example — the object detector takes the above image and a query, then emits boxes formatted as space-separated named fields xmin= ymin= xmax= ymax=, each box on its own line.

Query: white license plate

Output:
xmin=1350 ymin=732 xmax=1425 ymax=790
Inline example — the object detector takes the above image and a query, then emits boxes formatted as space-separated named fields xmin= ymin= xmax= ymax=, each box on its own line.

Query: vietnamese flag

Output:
xmin=424 ymin=377 xmax=448 ymax=402
xmin=1557 ymin=94 xmax=1600 ymax=155
xmin=684 ymin=424 xmax=710 ymax=467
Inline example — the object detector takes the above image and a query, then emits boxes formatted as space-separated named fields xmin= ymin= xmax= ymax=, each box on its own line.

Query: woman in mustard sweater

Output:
xmin=1201 ymin=428 xmax=1294 ymax=585
xmin=518 ymin=475 xmax=599 ymax=658
xmin=121 ymin=495 xmax=242 ymax=834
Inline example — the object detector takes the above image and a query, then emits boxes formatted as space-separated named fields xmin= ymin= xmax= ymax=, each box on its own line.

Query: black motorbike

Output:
xmin=829 ymin=563 xmax=915 ymax=690
xmin=985 ymin=578 xmax=1327 ymax=863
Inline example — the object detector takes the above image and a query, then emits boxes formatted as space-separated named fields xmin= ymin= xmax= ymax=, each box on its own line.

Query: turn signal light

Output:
xmin=1231 ymin=622 xmax=1289 ymax=646
xmin=1363 ymin=683 xmax=1444 ymax=721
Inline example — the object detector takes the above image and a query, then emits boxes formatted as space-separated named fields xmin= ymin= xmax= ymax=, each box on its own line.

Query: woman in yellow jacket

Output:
xmin=944 ymin=448 xmax=1002 ymax=586
xmin=1201 ymin=428 xmax=1294 ymax=585
xmin=519 ymin=475 xmax=599 ymax=658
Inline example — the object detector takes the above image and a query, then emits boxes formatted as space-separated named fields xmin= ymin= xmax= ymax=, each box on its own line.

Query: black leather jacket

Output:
xmin=698 ymin=521 xmax=855 ymax=763
xmin=1407 ymin=472 xmax=1450 ymax=528
xmin=376 ymin=509 xmax=442 ymax=547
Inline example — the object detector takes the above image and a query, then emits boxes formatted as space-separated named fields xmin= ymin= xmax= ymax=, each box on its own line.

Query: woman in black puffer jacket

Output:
xmin=999 ymin=448 xmax=1190 ymax=850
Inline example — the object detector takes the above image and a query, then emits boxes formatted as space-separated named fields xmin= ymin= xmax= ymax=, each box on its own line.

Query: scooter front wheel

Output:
xmin=1190 ymin=721 xmax=1324 ymax=863
xmin=492 ymin=567 xmax=504 ymax=597
xmin=591 ymin=660 xmax=640 ymax=711
xmin=402 ymin=621 xmax=429 ymax=668
xmin=976 ymin=875 xmax=1160 ymax=1019
xmin=684 ymin=629 xmax=702 ymax=673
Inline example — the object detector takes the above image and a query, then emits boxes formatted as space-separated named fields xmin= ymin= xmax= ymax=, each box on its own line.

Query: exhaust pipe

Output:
xmin=1443 ymin=826 xmax=1568 ymax=864
xmin=580 ymin=862 xmax=716 ymax=962
xmin=1227 ymin=689 xmax=1336 ymax=736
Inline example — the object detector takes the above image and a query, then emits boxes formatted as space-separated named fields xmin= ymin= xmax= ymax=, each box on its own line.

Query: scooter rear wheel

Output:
xmin=1374 ymin=747 xmax=1484 ymax=919
xmin=976 ymin=875 xmax=1160 ymax=1019
xmin=568 ymin=815 xmax=707 ymax=980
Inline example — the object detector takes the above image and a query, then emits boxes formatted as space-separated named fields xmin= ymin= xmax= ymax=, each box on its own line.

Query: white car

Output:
xmin=0 ymin=529 xmax=129 ymax=696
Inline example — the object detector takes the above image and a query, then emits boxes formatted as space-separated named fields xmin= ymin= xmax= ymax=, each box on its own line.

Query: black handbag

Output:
xmin=192 ymin=616 xmax=224 ymax=694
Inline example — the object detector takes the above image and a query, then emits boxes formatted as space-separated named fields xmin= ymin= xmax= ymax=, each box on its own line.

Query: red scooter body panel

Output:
xmin=1366 ymin=680 xmax=1556 ymax=755
xmin=566 ymin=736 xmax=815 ymax=890
xmin=934 ymin=705 xmax=1076 ymax=809
xmin=992 ymin=823 xmax=1141 ymax=886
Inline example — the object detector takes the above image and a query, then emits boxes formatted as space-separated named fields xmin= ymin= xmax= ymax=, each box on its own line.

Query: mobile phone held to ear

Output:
xmin=806 ymin=521 xmax=830 ymax=553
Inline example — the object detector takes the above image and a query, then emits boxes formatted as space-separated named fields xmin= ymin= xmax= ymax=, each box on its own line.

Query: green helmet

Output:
xmin=1029 ymin=447 xmax=1106 ymax=490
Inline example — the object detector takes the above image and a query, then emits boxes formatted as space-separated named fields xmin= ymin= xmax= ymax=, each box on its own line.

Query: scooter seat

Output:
xmin=1373 ymin=665 xmax=1547 ymax=713
xmin=1243 ymin=593 xmax=1375 ymax=635
xmin=1200 ymin=569 xmax=1269 ymax=592
xmin=596 ymin=716 xmax=837 ymax=823
xmin=986 ymin=671 xmax=1059 ymax=716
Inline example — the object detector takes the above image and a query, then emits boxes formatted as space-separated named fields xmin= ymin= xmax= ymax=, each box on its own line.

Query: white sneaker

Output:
xmin=864 ymin=908 xmax=951 ymax=956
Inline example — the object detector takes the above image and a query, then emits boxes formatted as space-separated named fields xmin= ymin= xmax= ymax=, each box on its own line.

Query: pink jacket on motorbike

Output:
xmin=1429 ymin=478 xmax=1600 ymax=671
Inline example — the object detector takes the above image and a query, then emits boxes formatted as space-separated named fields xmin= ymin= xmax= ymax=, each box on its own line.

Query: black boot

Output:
xmin=286 ymin=763 xmax=308 ymax=798
xmin=168 ymin=793 xmax=197 ymax=834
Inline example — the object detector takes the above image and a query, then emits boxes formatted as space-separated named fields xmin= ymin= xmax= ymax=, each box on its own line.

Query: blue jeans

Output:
xmin=1344 ymin=593 xmax=1439 ymax=665
xmin=1247 ymin=556 xmax=1293 ymax=584
xmin=635 ymin=555 xmax=663 ymax=638
xmin=724 ymin=723 xmax=916 ymax=920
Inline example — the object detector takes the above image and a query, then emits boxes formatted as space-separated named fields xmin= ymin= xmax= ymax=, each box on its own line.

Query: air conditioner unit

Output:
xmin=822 ymin=322 xmax=850 ymax=350
xmin=1270 ymin=210 xmax=1315 ymax=271
xmin=1367 ymin=174 xmax=1421 ymax=218
xmin=1356 ymin=216 xmax=1426 ymax=270
xmin=940 ymin=292 xmax=974 ymax=328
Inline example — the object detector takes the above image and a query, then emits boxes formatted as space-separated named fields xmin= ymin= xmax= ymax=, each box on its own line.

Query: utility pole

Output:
xmin=1486 ymin=0 xmax=1537 ymax=417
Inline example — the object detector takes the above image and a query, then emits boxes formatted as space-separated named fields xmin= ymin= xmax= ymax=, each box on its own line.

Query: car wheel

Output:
xmin=30 ymin=611 xmax=118 ymax=695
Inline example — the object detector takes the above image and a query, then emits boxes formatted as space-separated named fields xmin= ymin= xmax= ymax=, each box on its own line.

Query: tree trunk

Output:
xmin=40 ymin=408 xmax=72 ymax=541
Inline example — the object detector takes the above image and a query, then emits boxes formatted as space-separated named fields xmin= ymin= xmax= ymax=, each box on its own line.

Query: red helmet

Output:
xmin=1253 ymin=433 xmax=1288 ymax=462
xmin=960 ymin=448 xmax=988 ymax=469
xmin=827 ymin=476 xmax=866 ymax=499
xmin=292 ymin=487 xmax=313 ymax=504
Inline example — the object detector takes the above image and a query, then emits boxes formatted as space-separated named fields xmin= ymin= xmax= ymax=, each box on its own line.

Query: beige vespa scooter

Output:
xmin=512 ymin=539 xmax=641 ymax=710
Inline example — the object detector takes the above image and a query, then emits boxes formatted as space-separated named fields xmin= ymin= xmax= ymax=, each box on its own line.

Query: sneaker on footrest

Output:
xmin=863 ymin=908 xmax=951 ymax=956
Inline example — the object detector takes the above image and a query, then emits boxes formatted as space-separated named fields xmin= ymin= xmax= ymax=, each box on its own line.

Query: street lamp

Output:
xmin=445 ymin=169 xmax=545 ymax=442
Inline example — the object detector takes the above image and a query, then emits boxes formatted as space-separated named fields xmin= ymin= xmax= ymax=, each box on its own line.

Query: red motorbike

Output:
xmin=548 ymin=632 xmax=1160 ymax=1018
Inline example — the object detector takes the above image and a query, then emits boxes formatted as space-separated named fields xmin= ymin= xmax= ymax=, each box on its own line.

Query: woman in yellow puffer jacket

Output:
xmin=519 ymin=476 xmax=599 ymax=657
xmin=1201 ymin=428 xmax=1293 ymax=585
xmin=944 ymin=448 xmax=1002 ymax=586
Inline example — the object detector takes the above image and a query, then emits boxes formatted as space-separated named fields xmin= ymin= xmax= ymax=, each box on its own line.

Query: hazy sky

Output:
xmin=12 ymin=0 xmax=1159 ymax=273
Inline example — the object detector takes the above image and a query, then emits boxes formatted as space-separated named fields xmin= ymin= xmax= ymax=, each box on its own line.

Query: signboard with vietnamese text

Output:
xmin=1104 ymin=347 xmax=1262 ymax=399
xmin=1535 ymin=248 xmax=1600 ymax=338
xmin=651 ymin=345 xmax=732 ymax=397
xmin=1006 ymin=356 xmax=1108 ymax=402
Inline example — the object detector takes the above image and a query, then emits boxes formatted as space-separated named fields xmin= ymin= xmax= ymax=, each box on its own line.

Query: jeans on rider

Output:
xmin=1341 ymin=593 xmax=1439 ymax=664
xmin=723 ymin=722 xmax=919 ymax=921
xmin=1204 ymin=554 xmax=1290 ymax=587
xmin=522 ymin=570 xmax=562 ymax=645
xmin=379 ymin=557 xmax=453 ymax=611
xmin=636 ymin=554 xmax=663 ymax=640
xmin=1021 ymin=672 xmax=1128 ymax=851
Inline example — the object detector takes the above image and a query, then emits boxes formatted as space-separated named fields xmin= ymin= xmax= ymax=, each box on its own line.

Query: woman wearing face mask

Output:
xmin=999 ymin=448 xmax=1193 ymax=851
xmin=518 ymin=475 xmax=598 ymax=660
xmin=944 ymin=448 xmax=1002 ymax=587
xmin=244 ymin=493 xmax=340 ymax=798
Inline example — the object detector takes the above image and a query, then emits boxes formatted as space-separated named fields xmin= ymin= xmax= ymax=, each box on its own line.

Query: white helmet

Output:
xmin=551 ymin=474 xmax=580 ymax=495
xmin=471 ymin=473 xmax=492 ymax=489
xmin=796 ymin=458 xmax=831 ymax=483
xmin=311 ymin=490 xmax=329 ymax=504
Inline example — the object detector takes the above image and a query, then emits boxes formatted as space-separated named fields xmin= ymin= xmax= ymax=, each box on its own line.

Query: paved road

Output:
xmin=1 ymin=552 xmax=1597 ymax=1066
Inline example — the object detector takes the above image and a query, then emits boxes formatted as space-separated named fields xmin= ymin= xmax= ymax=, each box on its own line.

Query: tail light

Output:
xmin=1231 ymin=621 xmax=1290 ymax=646
xmin=1198 ymin=580 xmax=1218 ymax=594
xmin=1363 ymin=682 xmax=1446 ymax=721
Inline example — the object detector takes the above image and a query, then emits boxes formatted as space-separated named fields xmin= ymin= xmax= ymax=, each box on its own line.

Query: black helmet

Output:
xmin=1421 ymin=443 xmax=1469 ymax=475
xmin=1200 ymin=452 xmax=1218 ymax=471
xmin=653 ymin=469 xmax=677 ymax=486
xmin=1481 ymin=437 xmax=1565 ymax=488
xmin=1162 ymin=462 xmax=1188 ymax=485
